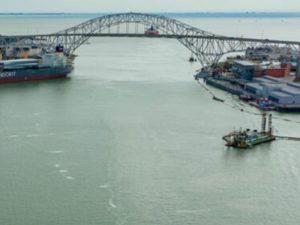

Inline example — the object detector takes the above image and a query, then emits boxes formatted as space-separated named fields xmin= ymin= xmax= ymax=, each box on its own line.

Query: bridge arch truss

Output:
xmin=2 ymin=12 xmax=300 ymax=66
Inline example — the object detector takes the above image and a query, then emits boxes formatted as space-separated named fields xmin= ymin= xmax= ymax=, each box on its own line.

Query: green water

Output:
xmin=1 ymin=16 xmax=300 ymax=225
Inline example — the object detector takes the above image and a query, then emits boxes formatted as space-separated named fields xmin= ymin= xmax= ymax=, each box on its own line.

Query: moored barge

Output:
xmin=222 ymin=113 xmax=276 ymax=148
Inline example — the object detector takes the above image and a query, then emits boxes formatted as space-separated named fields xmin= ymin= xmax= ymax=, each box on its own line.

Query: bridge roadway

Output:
xmin=3 ymin=33 xmax=300 ymax=46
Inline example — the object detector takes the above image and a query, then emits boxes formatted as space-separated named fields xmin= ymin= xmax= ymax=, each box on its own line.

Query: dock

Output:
xmin=274 ymin=136 xmax=300 ymax=141
xmin=205 ymin=76 xmax=244 ymax=96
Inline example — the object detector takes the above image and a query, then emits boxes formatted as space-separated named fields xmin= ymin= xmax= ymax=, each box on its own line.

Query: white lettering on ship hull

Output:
xmin=0 ymin=71 xmax=16 ymax=78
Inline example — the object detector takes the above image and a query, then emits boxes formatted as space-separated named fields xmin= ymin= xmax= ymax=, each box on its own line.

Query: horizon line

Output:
xmin=2 ymin=11 xmax=300 ymax=14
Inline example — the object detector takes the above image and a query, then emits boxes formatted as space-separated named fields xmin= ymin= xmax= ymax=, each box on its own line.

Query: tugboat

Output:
xmin=222 ymin=113 xmax=276 ymax=148
xmin=189 ymin=55 xmax=197 ymax=62
xmin=144 ymin=25 xmax=159 ymax=36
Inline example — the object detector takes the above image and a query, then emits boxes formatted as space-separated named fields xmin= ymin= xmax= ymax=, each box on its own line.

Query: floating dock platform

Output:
xmin=223 ymin=113 xmax=276 ymax=148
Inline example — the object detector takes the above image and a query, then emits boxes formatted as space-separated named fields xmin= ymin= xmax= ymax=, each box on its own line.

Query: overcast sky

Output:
xmin=1 ymin=0 xmax=299 ymax=13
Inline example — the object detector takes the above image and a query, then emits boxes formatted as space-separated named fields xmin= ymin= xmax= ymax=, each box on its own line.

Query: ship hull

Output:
xmin=249 ymin=135 xmax=276 ymax=146
xmin=0 ymin=66 xmax=73 ymax=84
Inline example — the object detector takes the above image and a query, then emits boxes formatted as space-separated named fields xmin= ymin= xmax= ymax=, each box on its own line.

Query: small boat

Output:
xmin=213 ymin=96 xmax=225 ymax=102
xmin=239 ymin=94 xmax=254 ymax=101
xmin=189 ymin=55 xmax=197 ymax=62
xmin=249 ymin=98 xmax=275 ymax=111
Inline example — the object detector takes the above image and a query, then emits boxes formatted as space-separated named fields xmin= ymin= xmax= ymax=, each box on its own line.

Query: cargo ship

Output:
xmin=0 ymin=42 xmax=73 ymax=84
xmin=222 ymin=113 xmax=276 ymax=148
xmin=145 ymin=25 xmax=159 ymax=36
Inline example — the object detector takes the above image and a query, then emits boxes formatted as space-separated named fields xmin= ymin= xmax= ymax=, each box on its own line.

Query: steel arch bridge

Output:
xmin=1 ymin=12 xmax=300 ymax=66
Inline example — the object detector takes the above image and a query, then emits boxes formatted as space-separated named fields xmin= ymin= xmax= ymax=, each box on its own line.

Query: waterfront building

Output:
xmin=244 ymin=76 xmax=300 ymax=105
xmin=232 ymin=60 xmax=291 ymax=80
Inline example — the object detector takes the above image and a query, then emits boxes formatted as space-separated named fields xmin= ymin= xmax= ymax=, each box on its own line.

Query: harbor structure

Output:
xmin=196 ymin=43 xmax=300 ymax=112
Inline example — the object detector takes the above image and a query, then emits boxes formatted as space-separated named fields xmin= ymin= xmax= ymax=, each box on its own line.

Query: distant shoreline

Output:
xmin=1 ymin=12 xmax=300 ymax=18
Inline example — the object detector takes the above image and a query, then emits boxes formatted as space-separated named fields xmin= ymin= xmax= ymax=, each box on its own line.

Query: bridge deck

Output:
xmin=2 ymin=33 xmax=300 ymax=45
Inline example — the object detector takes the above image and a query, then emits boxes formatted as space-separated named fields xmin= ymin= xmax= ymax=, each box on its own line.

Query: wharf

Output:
xmin=275 ymin=136 xmax=300 ymax=141
xmin=205 ymin=76 xmax=243 ymax=96
xmin=275 ymin=103 xmax=300 ymax=112
xmin=201 ymin=75 xmax=300 ymax=113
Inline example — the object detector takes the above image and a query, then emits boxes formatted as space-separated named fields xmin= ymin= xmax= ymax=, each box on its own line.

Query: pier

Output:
xmin=275 ymin=136 xmax=300 ymax=141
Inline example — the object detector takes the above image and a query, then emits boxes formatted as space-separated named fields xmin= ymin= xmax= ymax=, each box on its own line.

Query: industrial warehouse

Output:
xmin=196 ymin=46 xmax=300 ymax=112
xmin=245 ymin=76 xmax=300 ymax=111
